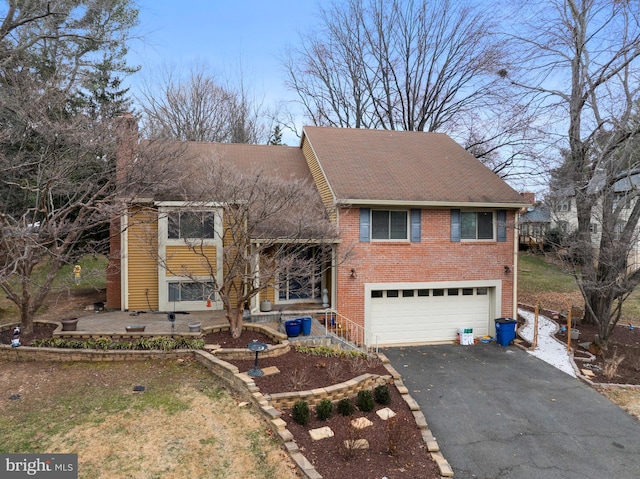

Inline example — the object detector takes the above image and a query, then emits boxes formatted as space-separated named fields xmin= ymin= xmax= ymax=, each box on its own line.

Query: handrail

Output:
xmin=321 ymin=309 xmax=368 ymax=353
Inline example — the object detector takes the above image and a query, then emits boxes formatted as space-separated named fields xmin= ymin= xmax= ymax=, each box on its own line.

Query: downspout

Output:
xmin=513 ymin=210 xmax=519 ymax=319
xmin=121 ymin=212 xmax=129 ymax=311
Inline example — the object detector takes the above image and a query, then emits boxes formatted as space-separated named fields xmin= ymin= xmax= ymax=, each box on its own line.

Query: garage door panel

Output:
xmin=368 ymin=287 xmax=492 ymax=345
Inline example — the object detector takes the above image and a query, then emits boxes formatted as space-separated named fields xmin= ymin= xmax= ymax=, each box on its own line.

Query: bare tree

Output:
xmin=136 ymin=63 xmax=269 ymax=144
xmin=0 ymin=0 xmax=140 ymax=333
xmin=506 ymin=0 xmax=640 ymax=347
xmin=282 ymin=0 xmax=540 ymax=178
xmin=156 ymin=157 xmax=338 ymax=338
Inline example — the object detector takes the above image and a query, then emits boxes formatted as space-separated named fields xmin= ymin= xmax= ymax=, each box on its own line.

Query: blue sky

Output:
xmin=126 ymin=0 xmax=320 ymax=144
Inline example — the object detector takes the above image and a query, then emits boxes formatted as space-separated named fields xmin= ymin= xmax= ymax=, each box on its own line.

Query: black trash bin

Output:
xmin=494 ymin=318 xmax=517 ymax=346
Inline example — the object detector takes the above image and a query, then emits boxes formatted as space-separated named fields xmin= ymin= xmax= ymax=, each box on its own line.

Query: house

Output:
xmin=107 ymin=121 xmax=528 ymax=346
xmin=518 ymin=193 xmax=550 ymax=252
xmin=548 ymin=170 xmax=640 ymax=270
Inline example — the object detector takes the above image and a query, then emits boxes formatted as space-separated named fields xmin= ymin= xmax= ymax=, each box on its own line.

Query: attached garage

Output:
xmin=365 ymin=281 xmax=502 ymax=347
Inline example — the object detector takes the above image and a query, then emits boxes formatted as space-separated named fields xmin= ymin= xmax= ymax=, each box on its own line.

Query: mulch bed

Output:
xmin=214 ymin=330 xmax=440 ymax=478
xmin=554 ymin=321 xmax=640 ymax=385
xmin=0 ymin=323 xmax=58 ymax=345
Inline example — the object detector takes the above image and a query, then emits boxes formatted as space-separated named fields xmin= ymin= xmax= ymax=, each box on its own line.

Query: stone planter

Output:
xmin=260 ymin=300 xmax=272 ymax=312
xmin=126 ymin=325 xmax=145 ymax=332
xmin=188 ymin=321 xmax=201 ymax=333
xmin=61 ymin=318 xmax=79 ymax=331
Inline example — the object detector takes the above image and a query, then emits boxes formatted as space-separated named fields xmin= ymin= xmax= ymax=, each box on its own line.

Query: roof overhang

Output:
xmin=336 ymin=199 xmax=529 ymax=209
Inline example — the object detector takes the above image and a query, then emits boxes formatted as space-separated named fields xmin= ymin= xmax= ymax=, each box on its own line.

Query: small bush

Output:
xmin=316 ymin=399 xmax=333 ymax=420
xmin=326 ymin=362 xmax=343 ymax=383
xmin=287 ymin=367 xmax=311 ymax=391
xmin=292 ymin=400 xmax=310 ymax=425
xmin=373 ymin=384 xmax=391 ymax=405
xmin=356 ymin=390 xmax=375 ymax=412
xmin=337 ymin=398 xmax=355 ymax=416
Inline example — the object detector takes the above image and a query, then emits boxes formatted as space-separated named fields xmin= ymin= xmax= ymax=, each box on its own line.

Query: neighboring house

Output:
xmin=549 ymin=170 xmax=640 ymax=270
xmin=107 ymin=122 xmax=528 ymax=346
xmin=518 ymin=193 xmax=550 ymax=252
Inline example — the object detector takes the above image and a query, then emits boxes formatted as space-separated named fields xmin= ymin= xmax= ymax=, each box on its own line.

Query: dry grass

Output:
xmin=597 ymin=388 xmax=640 ymax=421
xmin=0 ymin=360 xmax=299 ymax=479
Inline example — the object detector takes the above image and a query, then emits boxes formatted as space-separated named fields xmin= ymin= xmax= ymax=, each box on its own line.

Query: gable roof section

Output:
xmin=181 ymin=141 xmax=312 ymax=182
xmin=301 ymin=126 xmax=527 ymax=208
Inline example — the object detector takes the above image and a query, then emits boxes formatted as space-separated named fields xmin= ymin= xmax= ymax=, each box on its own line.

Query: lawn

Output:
xmin=0 ymin=360 xmax=299 ymax=479
xmin=518 ymin=252 xmax=640 ymax=324
xmin=0 ymin=255 xmax=107 ymax=322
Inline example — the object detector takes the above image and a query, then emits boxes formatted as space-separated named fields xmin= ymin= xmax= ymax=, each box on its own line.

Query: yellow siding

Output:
xmin=165 ymin=245 xmax=217 ymax=276
xmin=302 ymin=137 xmax=337 ymax=223
xmin=127 ymin=206 xmax=159 ymax=310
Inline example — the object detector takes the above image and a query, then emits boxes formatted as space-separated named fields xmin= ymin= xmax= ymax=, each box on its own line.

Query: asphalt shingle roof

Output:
xmin=302 ymin=126 xmax=527 ymax=207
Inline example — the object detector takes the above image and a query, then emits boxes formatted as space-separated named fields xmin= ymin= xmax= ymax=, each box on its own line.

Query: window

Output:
xmin=278 ymin=247 xmax=322 ymax=302
xmin=589 ymin=223 xmax=598 ymax=234
xmin=613 ymin=193 xmax=629 ymax=210
xmin=386 ymin=290 xmax=399 ymax=298
xmin=168 ymin=281 xmax=213 ymax=302
xmin=402 ymin=290 xmax=414 ymax=297
xmin=559 ymin=199 xmax=571 ymax=212
xmin=462 ymin=288 xmax=474 ymax=295
xmin=461 ymin=211 xmax=494 ymax=240
xmin=476 ymin=288 xmax=488 ymax=295
xmin=447 ymin=288 xmax=459 ymax=296
xmin=432 ymin=289 xmax=445 ymax=296
xmin=168 ymin=211 xmax=216 ymax=239
xmin=372 ymin=210 xmax=408 ymax=240
xmin=417 ymin=289 xmax=430 ymax=296
xmin=371 ymin=290 xmax=383 ymax=298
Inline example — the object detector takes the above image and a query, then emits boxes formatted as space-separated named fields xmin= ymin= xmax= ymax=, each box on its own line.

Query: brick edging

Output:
xmin=377 ymin=352 xmax=454 ymax=478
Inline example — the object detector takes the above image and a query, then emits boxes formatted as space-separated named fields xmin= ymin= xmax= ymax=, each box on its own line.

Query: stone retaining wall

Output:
xmin=265 ymin=373 xmax=391 ymax=409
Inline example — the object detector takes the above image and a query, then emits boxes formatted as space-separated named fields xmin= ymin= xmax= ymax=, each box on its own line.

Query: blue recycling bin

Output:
xmin=495 ymin=318 xmax=517 ymax=346
xmin=300 ymin=316 xmax=312 ymax=336
xmin=284 ymin=319 xmax=302 ymax=337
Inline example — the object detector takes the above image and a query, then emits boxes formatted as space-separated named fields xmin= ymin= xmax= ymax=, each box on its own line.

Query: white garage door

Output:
xmin=368 ymin=286 xmax=492 ymax=346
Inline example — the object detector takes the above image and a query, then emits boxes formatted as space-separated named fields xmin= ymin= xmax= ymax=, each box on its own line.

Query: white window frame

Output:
xmin=156 ymin=202 xmax=224 ymax=311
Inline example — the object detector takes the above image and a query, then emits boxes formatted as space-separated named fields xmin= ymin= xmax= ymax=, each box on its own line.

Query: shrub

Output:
xmin=292 ymin=400 xmax=310 ymax=425
xmin=287 ymin=367 xmax=310 ymax=391
xmin=316 ymin=399 xmax=333 ymax=420
xmin=337 ymin=398 xmax=355 ymax=416
xmin=356 ymin=390 xmax=375 ymax=412
xmin=373 ymin=384 xmax=391 ymax=405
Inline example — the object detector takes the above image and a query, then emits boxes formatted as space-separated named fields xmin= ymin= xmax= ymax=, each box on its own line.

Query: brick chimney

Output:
xmin=520 ymin=192 xmax=535 ymax=205
xmin=106 ymin=114 xmax=138 ymax=310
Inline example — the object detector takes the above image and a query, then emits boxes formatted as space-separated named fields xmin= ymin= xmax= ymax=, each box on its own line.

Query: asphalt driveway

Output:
xmin=383 ymin=344 xmax=640 ymax=479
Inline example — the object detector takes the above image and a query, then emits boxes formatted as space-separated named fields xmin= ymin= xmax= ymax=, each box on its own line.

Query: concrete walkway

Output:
xmin=383 ymin=343 xmax=640 ymax=479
